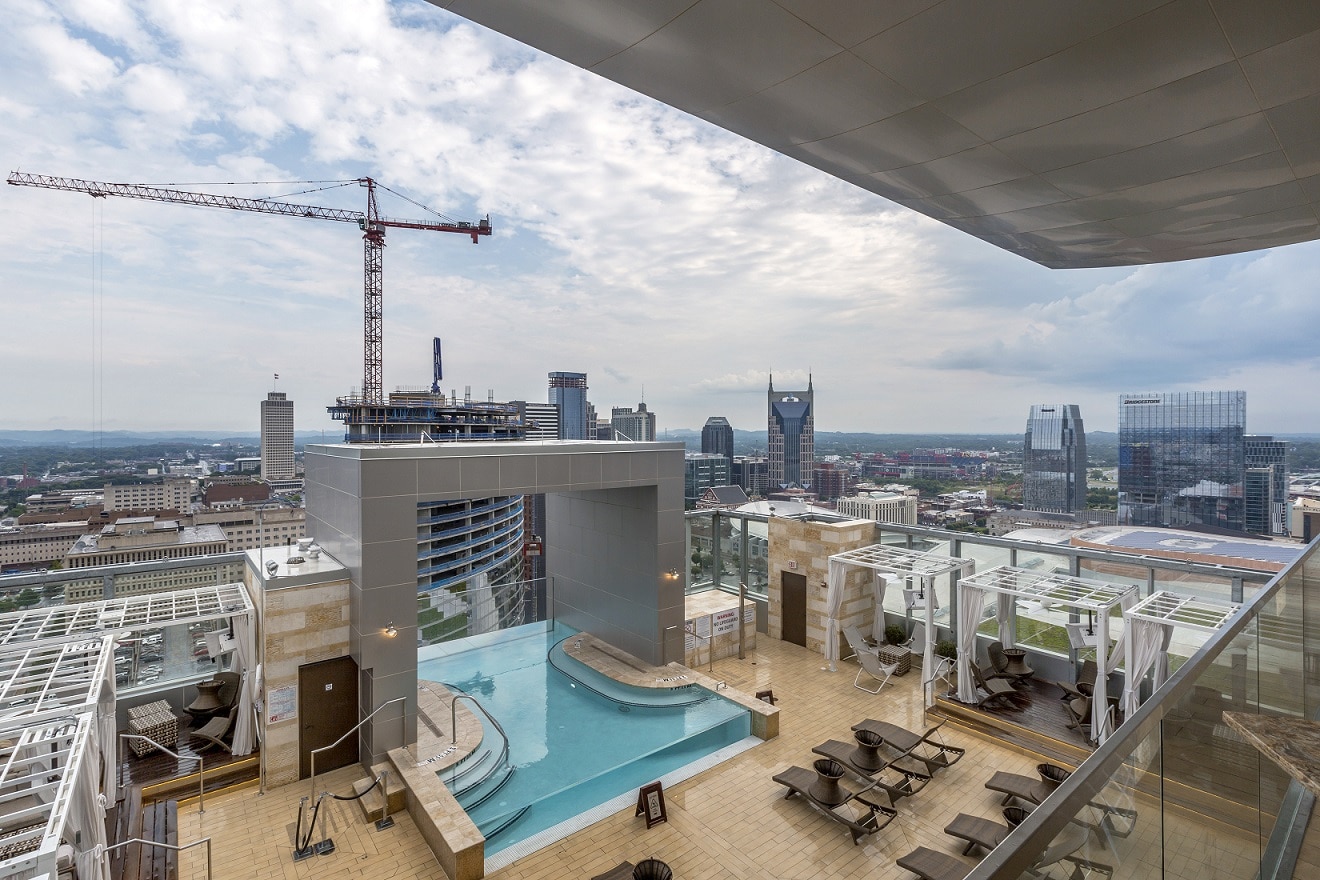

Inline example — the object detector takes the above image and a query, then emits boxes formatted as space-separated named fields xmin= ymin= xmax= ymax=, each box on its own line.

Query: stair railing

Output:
xmin=119 ymin=734 xmax=205 ymax=813
xmin=308 ymin=696 xmax=406 ymax=801
xmin=449 ymin=693 xmax=510 ymax=782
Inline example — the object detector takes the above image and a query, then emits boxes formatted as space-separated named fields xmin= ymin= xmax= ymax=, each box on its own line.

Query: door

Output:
xmin=299 ymin=655 xmax=359 ymax=779
xmin=782 ymin=571 xmax=807 ymax=647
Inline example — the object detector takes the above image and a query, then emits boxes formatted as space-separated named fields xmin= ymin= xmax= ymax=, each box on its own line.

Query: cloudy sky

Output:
xmin=4 ymin=0 xmax=1318 ymax=436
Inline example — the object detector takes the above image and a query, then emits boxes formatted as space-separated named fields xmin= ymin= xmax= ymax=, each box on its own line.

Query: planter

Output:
xmin=878 ymin=645 xmax=912 ymax=676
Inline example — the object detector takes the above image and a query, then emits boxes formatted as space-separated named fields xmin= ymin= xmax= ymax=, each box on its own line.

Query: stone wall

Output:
xmin=766 ymin=518 xmax=877 ymax=655
xmin=256 ymin=574 xmax=352 ymax=788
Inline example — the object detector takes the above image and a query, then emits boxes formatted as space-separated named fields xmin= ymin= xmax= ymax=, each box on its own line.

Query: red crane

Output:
xmin=7 ymin=172 xmax=491 ymax=405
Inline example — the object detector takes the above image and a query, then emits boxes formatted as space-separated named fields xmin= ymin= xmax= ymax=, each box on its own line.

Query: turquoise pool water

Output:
xmin=416 ymin=623 xmax=752 ymax=858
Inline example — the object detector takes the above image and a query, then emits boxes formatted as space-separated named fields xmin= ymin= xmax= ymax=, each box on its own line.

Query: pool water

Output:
xmin=416 ymin=623 xmax=752 ymax=857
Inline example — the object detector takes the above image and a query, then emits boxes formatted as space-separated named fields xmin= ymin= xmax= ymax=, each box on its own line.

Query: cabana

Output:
xmin=955 ymin=565 xmax=1139 ymax=742
xmin=826 ymin=545 xmax=976 ymax=705
xmin=0 ymin=583 xmax=259 ymax=756
xmin=0 ymin=639 xmax=114 ymax=879
xmin=1121 ymin=591 xmax=1239 ymax=718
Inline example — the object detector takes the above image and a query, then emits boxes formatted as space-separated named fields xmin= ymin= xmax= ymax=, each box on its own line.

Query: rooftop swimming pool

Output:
xmin=416 ymin=622 xmax=754 ymax=864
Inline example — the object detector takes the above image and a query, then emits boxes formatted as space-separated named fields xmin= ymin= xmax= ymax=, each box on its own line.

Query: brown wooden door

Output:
xmin=782 ymin=571 xmax=807 ymax=647
xmin=298 ymin=655 xmax=359 ymax=779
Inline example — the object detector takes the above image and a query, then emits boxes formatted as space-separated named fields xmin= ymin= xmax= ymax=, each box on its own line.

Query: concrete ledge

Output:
xmin=677 ymin=664 xmax=780 ymax=740
xmin=388 ymin=746 xmax=485 ymax=880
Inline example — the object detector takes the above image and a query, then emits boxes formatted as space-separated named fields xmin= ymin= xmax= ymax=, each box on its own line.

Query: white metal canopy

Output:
xmin=826 ymin=544 xmax=975 ymax=705
xmin=0 ymin=583 xmax=252 ymax=647
xmin=0 ymin=715 xmax=101 ymax=880
xmin=956 ymin=564 xmax=1139 ymax=742
xmin=1120 ymin=590 xmax=1240 ymax=720
xmin=0 ymin=638 xmax=114 ymax=728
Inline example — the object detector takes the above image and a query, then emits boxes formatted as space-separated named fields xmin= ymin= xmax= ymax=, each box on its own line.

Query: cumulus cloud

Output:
xmin=0 ymin=0 xmax=1315 ymax=434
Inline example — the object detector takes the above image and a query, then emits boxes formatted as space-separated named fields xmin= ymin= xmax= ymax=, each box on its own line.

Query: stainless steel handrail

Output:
xmin=449 ymin=693 xmax=511 ymax=776
xmin=119 ymin=734 xmax=204 ymax=813
xmin=104 ymin=836 xmax=213 ymax=880
xmin=308 ymin=696 xmax=406 ymax=800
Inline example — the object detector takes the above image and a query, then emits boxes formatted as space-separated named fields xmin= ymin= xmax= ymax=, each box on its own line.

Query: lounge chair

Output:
xmin=969 ymin=662 xmax=1020 ymax=709
xmin=854 ymin=649 xmax=900 ymax=694
xmin=851 ymin=719 xmax=966 ymax=775
xmin=984 ymin=763 xmax=1070 ymax=806
xmin=186 ymin=670 xmax=241 ymax=718
xmin=944 ymin=812 xmax=1011 ymax=855
xmin=771 ymin=764 xmax=897 ymax=844
xmin=190 ymin=706 xmax=238 ymax=752
xmin=896 ymin=847 xmax=973 ymax=880
xmin=986 ymin=642 xmax=1018 ymax=681
xmin=811 ymin=739 xmax=929 ymax=804
xmin=1077 ymin=659 xmax=1100 ymax=696
xmin=842 ymin=625 xmax=880 ymax=661
xmin=591 ymin=863 xmax=635 ymax=880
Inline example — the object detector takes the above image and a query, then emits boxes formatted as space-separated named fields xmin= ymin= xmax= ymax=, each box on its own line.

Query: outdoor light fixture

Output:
xmin=384 ymin=623 xmax=398 ymax=638
xmin=904 ymin=583 xmax=939 ymax=612
xmin=666 ymin=568 xmax=680 ymax=579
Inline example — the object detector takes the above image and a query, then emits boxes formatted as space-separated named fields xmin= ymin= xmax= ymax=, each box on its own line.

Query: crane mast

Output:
xmin=7 ymin=171 xmax=491 ymax=404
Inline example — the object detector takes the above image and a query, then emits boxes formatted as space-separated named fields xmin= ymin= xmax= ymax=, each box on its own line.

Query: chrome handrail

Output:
xmin=104 ymin=836 xmax=212 ymax=880
xmin=448 ymin=692 xmax=511 ymax=783
xmin=120 ymin=734 xmax=204 ymax=813
xmin=308 ymin=696 xmax=406 ymax=800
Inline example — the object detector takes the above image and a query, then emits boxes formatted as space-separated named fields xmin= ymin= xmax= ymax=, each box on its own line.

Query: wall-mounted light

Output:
xmin=384 ymin=623 xmax=398 ymax=638
xmin=665 ymin=568 xmax=680 ymax=580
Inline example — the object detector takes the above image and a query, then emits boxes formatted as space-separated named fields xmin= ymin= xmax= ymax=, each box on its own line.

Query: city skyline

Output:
xmin=4 ymin=1 xmax=1320 ymax=436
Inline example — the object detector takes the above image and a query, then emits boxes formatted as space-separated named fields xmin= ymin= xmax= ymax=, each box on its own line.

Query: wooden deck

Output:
xmin=116 ymin=719 xmax=258 ymax=795
xmin=934 ymin=676 xmax=1099 ymax=767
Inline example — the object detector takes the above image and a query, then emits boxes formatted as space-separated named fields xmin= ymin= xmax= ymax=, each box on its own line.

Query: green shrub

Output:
xmin=884 ymin=623 xmax=908 ymax=646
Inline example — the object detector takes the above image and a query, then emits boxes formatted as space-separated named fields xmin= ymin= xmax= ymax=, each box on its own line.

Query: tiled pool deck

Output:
xmin=177 ymin=636 xmax=1263 ymax=880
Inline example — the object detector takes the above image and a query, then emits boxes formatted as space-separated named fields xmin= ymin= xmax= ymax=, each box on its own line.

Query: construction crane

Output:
xmin=7 ymin=172 xmax=491 ymax=405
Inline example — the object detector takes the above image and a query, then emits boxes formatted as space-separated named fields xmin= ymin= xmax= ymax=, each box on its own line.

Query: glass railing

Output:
xmin=968 ymin=537 xmax=1319 ymax=880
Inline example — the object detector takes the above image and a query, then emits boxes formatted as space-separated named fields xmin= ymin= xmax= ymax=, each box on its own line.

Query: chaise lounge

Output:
xmin=984 ymin=763 xmax=1071 ymax=806
xmin=772 ymin=761 xmax=898 ymax=845
xmin=811 ymin=736 xmax=929 ymax=805
xmin=851 ymin=719 xmax=966 ymax=776
xmin=896 ymin=846 xmax=973 ymax=880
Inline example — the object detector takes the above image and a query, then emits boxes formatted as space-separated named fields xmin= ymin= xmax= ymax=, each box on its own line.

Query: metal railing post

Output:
xmin=120 ymin=734 xmax=204 ymax=813
xmin=104 ymin=836 xmax=212 ymax=880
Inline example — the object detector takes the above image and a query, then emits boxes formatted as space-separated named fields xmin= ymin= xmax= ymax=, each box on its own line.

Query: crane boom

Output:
xmin=7 ymin=171 xmax=492 ymax=404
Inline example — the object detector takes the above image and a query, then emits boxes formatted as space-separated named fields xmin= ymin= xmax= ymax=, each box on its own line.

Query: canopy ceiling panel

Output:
xmin=436 ymin=0 xmax=1320 ymax=268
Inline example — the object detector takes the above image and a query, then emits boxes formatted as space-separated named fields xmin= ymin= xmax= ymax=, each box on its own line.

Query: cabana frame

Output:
xmin=956 ymin=565 xmax=1139 ymax=741
xmin=826 ymin=545 xmax=975 ymax=705
xmin=1120 ymin=590 xmax=1239 ymax=718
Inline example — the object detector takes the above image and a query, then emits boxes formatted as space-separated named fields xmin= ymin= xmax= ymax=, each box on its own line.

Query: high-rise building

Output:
xmin=812 ymin=462 xmax=853 ymax=502
xmin=1023 ymin=404 xmax=1088 ymax=514
xmin=732 ymin=456 xmax=768 ymax=496
xmin=514 ymin=401 xmax=560 ymax=440
xmin=701 ymin=417 xmax=734 ymax=471
xmin=1118 ymin=391 xmax=1247 ymax=532
xmin=684 ymin=452 xmax=731 ymax=506
xmin=549 ymin=372 xmax=589 ymax=440
xmin=1244 ymin=435 xmax=1287 ymax=535
xmin=610 ymin=402 xmax=656 ymax=442
xmin=260 ymin=391 xmax=295 ymax=482
xmin=768 ymin=374 xmax=814 ymax=489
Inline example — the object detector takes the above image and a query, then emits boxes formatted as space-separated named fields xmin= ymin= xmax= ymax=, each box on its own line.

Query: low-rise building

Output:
xmin=0 ymin=520 xmax=92 ymax=569
xmin=193 ymin=506 xmax=306 ymax=552
xmin=64 ymin=517 xmax=227 ymax=569
xmin=103 ymin=478 xmax=195 ymax=513
xmin=836 ymin=491 xmax=917 ymax=525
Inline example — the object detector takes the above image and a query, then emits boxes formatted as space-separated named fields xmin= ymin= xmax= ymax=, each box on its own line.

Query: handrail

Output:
xmin=120 ymin=734 xmax=205 ymax=813
xmin=447 ymin=692 xmax=511 ymax=785
xmin=684 ymin=621 xmax=715 ymax=672
xmin=309 ymin=696 xmax=406 ymax=800
xmin=104 ymin=836 xmax=213 ymax=880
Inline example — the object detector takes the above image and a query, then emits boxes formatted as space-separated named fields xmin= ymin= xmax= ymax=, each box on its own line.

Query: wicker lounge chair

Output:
xmin=190 ymin=706 xmax=238 ymax=753
xmin=851 ymin=719 xmax=966 ymax=775
xmin=986 ymin=642 xmax=1018 ymax=681
xmin=896 ymin=846 xmax=973 ymax=880
xmin=969 ymin=662 xmax=1020 ymax=709
xmin=771 ymin=763 xmax=897 ymax=844
xmin=811 ymin=739 xmax=929 ymax=804
xmin=984 ymin=763 xmax=1070 ymax=806
xmin=944 ymin=812 xmax=1011 ymax=855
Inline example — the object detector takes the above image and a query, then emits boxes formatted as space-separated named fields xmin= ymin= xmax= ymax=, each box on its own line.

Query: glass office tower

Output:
xmin=1023 ymin=404 xmax=1087 ymax=513
xmin=1118 ymin=391 xmax=1246 ymax=531
xmin=767 ymin=374 xmax=814 ymax=489
xmin=548 ymin=371 xmax=589 ymax=440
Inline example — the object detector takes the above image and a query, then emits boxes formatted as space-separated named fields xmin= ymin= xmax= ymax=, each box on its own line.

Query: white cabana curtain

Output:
xmin=824 ymin=558 xmax=846 ymax=667
xmin=69 ymin=738 xmax=109 ymax=880
xmin=1121 ymin=618 xmax=1168 ymax=718
xmin=1154 ymin=625 xmax=1175 ymax=687
xmin=97 ymin=647 xmax=118 ymax=804
xmin=229 ymin=614 xmax=256 ymax=756
xmin=956 ymin=584 xmax=986 ymax=703
xmin=996 ymin=593 xmax=1014 ymax=647
xmin=871 ymin=573 xmax=890 ymax=643
xmin=1106 ymin=592 xmax=1138 ymax=674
